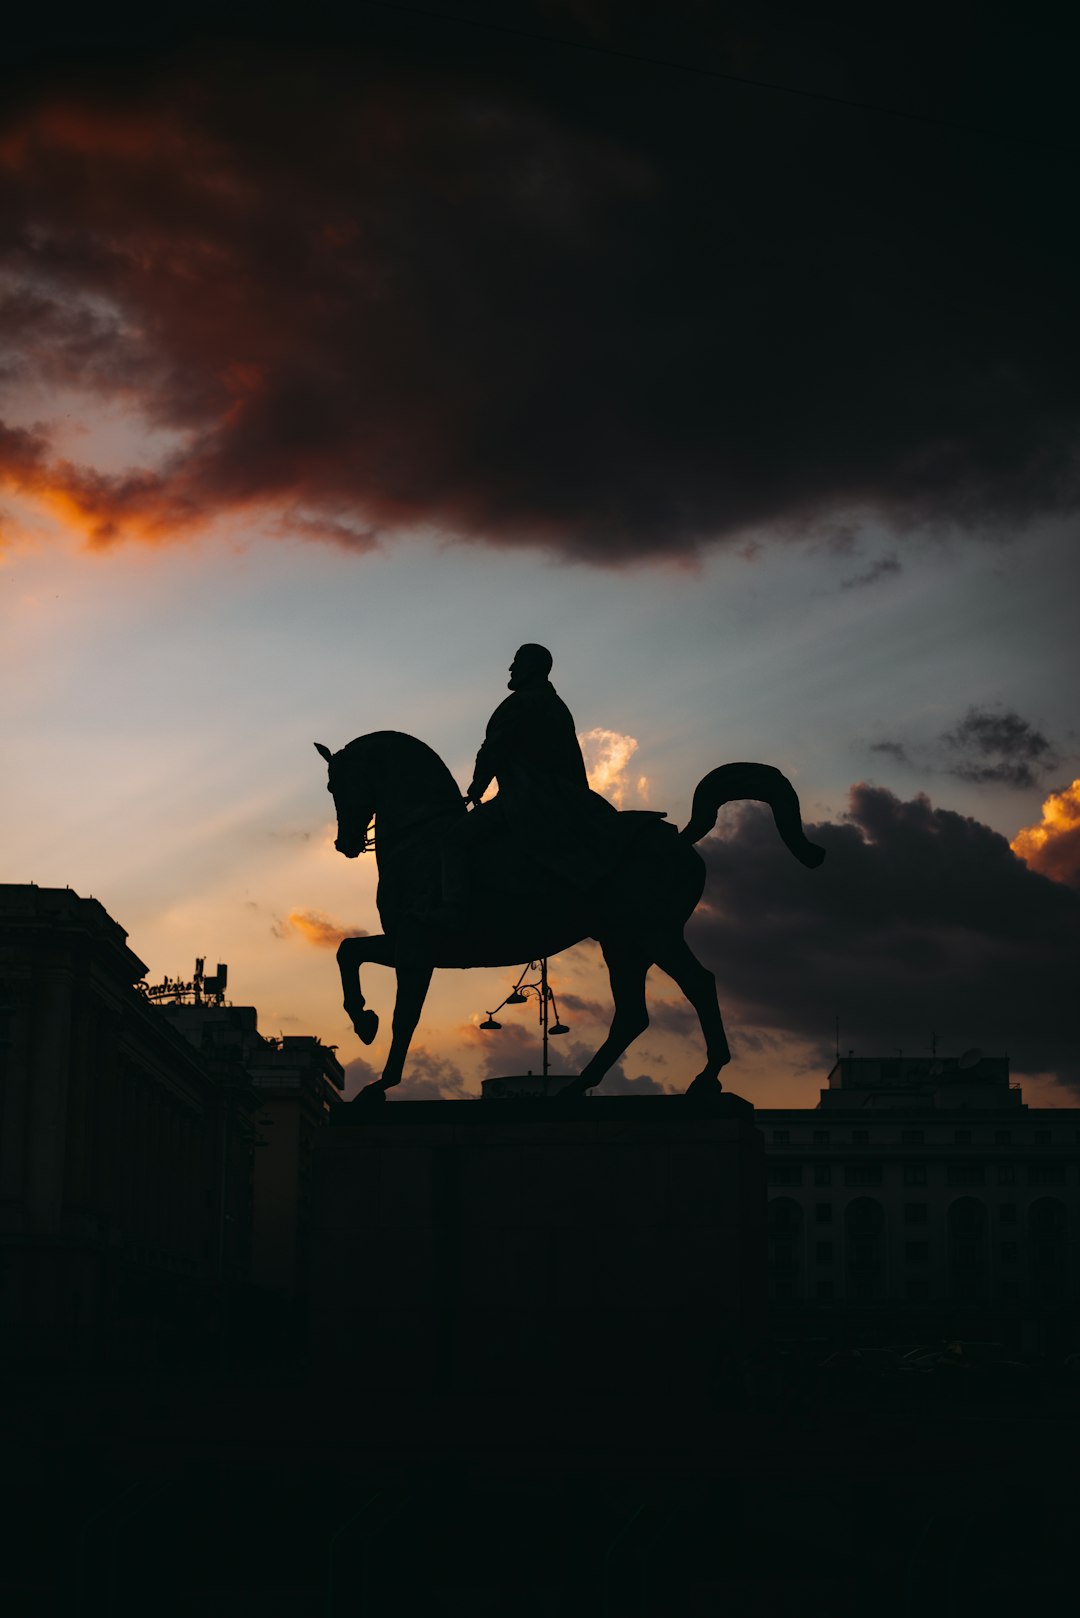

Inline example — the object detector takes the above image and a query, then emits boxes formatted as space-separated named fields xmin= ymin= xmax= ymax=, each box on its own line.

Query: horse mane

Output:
xmin=337 ymin=730 xmax=464 ymax=812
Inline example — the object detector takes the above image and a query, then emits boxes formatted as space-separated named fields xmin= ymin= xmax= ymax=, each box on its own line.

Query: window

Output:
xmin=905 ymin=1241 xmax=929 ymax=1263
xmin=995 ymin=1129 xmax=1011 ymax=1146
xmin=1000 ymin=1203 xmax=1017 ymax=1224
xmin=1030 ymin=1198 xmax=1067 ymax=1239
xmin=813 ymin=1129 xmax=830 ymax=1145
xmin=1001 ymin=1241 xmax=1018 ymax=1262
xmin=1028 ymin=1164 xmax=1066 ymax=1186
xmin=1002 ymin=1280 xmax=1020 ymax=1299
xmin=813 ymin=1163 xmax=832 ymax=1187
xmin=852 ymin=1129 xmax=869 ymax=1145
xmin=1035 ymin=1129 xmax=1051 ymax=1145
xmin=946 ymin=1163 xmax=985 ymax=1187
xmin=902 ymin=1130 xmax=924 ymax=1146
xmin=767 ymin=1163 xmax=803 ymax=1187
xmin=998 ymin=1164 xmax=1016 ymax=1186
xmin=904 ymin=1164 xmax=928 ymax=1186
xmin=772 ymin=1129 xmax=790 ymax=1145
xmin=954 ymin=1129 xmax=971 ymax=1145
xmin=903 ymin=1203 xmax=928 ymax=1226
xmin=815 ymin=1203 xmax=833 ymax=1225
xmin=906 ymin=1279 xmax=930 ymax=1300
xmin=815 ymin=1240 xmax=833 ymax=1262
xmin=816 ymin=1280 xmax=833 ymax=1299
xmin=844 ymin=1163 xmax=882 ymax=1187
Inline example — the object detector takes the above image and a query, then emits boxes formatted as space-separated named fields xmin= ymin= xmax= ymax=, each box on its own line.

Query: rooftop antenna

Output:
xmin=834 ymin=1013 xmax=840 ymax=1063
xmin=931 ymin=1030 xmax=937 ymax=1057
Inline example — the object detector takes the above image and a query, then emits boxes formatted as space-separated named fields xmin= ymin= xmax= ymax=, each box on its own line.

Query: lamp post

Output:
xmin=480 ymin=958 xmax=569 ymax=1077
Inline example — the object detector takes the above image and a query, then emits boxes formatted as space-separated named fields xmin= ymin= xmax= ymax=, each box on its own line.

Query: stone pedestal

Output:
xmin=309 ymin=1094 xmax=765 ymax=1439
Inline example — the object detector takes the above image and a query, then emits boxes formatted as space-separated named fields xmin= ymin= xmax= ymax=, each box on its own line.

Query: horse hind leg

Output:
xmin=653 ymin=935 xmax=731 ymax=1095
xmin=562 ymin=942 xmax=651 ymax=1097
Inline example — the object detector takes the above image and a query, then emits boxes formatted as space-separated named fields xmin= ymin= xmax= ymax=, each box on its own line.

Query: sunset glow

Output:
xmin=578 ymin=728 xmax=647 ymax=807
xmin=2 ymin=20 xmax=1078 ymax=1103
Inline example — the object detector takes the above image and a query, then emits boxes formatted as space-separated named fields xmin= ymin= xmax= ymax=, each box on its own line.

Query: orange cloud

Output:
xmin=1011 ymin=780 xmax=1080 ymax=891
xmin=578 ymin=727 xmax=649 ymax=807
xmin=285 ymin=910 xmax=366 ymax=948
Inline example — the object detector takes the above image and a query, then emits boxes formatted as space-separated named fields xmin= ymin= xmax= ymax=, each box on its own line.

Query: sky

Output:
xmin=2 ymin=3 xmax=1079 ymax=1104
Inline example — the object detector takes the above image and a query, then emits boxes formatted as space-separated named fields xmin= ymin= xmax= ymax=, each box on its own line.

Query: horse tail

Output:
xmin=679 ymin=762 xmax=826 ymax=868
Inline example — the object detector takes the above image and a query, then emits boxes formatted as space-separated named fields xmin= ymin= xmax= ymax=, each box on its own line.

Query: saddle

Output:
xmin=472 ymin=804 xmax=671 ymax=903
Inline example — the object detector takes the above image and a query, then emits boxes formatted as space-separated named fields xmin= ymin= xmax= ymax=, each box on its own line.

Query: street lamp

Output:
xmin=480 ymin=958 xmax=569 ymax=1077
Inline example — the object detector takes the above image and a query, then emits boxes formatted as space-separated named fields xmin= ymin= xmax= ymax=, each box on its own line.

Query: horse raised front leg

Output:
xmin=337 ymin=934 xmax=395 ymax=1044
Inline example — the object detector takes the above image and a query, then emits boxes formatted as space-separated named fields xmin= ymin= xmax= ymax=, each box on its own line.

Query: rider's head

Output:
xmin=508 ymin=644 xmax=553 ymax=690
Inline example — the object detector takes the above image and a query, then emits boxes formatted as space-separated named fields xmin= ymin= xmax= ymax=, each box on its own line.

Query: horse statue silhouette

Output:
xmin=315 ymin=732 xmax=824 ymax=1101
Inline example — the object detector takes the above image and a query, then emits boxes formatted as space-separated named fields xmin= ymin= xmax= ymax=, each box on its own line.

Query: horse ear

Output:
xmin=314 ymin=742 xmax=333 ymax=763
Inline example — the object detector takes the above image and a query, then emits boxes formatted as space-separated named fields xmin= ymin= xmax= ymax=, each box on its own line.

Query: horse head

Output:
xmin=316 ymin=740 xmax=376 ymax=858
xmin=317 ymin=730 xmax=466 ymax=864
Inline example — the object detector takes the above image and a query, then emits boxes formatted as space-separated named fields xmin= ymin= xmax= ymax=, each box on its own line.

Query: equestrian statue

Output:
xmin=315 ymin=645 xmax=825 ymax=1102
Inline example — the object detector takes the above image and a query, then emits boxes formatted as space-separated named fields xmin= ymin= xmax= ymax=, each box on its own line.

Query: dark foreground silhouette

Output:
xmin=315 ymin=732 xmax=824 ymax=1101
xmin=10 ymin=1360 xmax=1079 ymax=1618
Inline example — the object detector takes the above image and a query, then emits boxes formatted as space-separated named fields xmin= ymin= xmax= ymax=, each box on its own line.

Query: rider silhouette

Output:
xmin=467 ymin=643 xmax=588 ymax=810
xmin=430 ymin=644 xmax=606 ymax=920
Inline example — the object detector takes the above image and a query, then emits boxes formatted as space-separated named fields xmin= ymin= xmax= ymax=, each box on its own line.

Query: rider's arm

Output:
xmin=468 ymin=691 xmax=520 ymax=803
xmin=468 ymin=740 xmax=496 ymax=804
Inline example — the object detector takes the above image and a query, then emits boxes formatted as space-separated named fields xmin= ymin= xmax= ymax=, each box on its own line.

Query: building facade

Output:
xmin=759 ymin=1055 xmax=1080 ymax=1349
xmin=0 ymin=885 xmax=259 ymax=1366
xmin=158 ymin=1004 xmax=344 ymax=1302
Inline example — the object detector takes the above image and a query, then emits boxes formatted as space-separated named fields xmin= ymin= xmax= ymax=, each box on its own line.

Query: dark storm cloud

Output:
xmin=1 ymin=8 xmax=1080 ymax=560
xmin=689 ymin=785 xmax=1080 ymax=1095
xmin=839 ymin=554 xmax=901 ymax=591
xmin=940 ymin=706 xmax=1061 ymax=789
xmin=868 ymin=739 xmax=912 ymax=766
xmin=870 ymin=706 xmax=1063 ymax=790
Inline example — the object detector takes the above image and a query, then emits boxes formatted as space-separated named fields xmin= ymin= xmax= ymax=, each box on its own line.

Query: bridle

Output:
xmin=329 ymin=769 xmax=376 ymax=854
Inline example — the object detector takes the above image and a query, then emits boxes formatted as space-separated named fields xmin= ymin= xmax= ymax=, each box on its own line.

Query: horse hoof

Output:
xmin=354 ymin=1009 xmax=379 ymax=1044
xmin=553 ymin=1076 xmax=594 ymax=1100
xmin=685 ymin=1072 xmax=724 ymax=1097
xmin=353 ymin=1083 xmax=388 ymax=1104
